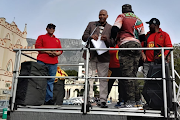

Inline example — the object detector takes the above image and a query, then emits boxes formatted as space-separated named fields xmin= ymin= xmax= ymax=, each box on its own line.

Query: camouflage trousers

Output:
xmin=118 ymin=41 xmax=141 ymax=102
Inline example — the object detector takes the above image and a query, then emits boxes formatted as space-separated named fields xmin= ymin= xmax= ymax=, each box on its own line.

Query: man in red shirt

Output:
xmin=142 ymin=18 xmax=172 ymax=77
xmin=35 ymin=23 xmax=63 ymax=105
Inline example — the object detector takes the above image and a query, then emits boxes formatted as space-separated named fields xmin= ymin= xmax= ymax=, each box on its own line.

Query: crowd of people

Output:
xmin=82 ymin=4 xmax=172 ymax=108
xmin=34 ymin=4 xmax=172 ymax=108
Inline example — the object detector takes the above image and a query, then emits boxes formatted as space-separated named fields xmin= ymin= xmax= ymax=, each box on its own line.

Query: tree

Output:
xmin=78 ymin=81 xmax=100 ymax=97
xmin=173 ymin=43 xmax=180 ymax=83
xmin=173 ymin=43 xmax=180 ymax=73
xmin=93 ymin=81 xmax=99 ymax=96
xmin=64 ymin=70 xmax=78 ymax=76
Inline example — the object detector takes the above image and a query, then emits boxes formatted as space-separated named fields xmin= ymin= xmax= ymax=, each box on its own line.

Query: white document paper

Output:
xmin=91 ymin=36 xmax=108 ymax=55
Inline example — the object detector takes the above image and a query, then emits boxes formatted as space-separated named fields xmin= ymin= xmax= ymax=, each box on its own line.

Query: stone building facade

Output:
xmin=0 ymin=18 xmax=37 ymax=99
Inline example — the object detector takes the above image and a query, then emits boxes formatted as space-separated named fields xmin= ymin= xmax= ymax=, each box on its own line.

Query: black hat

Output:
xmin=47 ymin=23 xmax=56 ymax=28
xmin=146 ymin=18 xmax=160 ymax=25
xmin=122 ymin=4 xmax=132 ymax=11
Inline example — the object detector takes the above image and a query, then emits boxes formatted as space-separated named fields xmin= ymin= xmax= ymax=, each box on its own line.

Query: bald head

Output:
xmin=99 ymin=9 xmax=108 ymax=15
xmin=99 ymin=9 xmax=108 ymax=24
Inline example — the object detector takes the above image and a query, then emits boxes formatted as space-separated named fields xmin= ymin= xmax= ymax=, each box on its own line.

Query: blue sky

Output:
xmin=0 ymin=0 xmax=179 ymax=44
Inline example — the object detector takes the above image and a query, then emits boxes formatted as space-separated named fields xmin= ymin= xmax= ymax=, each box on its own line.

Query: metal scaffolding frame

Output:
xmin=9 ymin=47 xmax=179 ymax=119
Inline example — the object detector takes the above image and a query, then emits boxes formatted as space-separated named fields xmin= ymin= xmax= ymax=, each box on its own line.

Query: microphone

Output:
xmin=95 ymin=22 xmax=101 ymax=26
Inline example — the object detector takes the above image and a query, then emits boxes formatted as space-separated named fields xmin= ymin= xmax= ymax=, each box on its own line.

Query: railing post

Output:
xmin=175 ymin=70 xmax=180 ymax=100
xmin=10 ymin=51 xmax=18 ymax=110
xmin=161 ymin=48 xmax=168 ymax=117
xmin=171 ymin=50 xmax=178 ymax=118
xmin=11 ymin=50 xmax=21 ymax=111
xmin=83 ymin=48 xmax=90 ymax=114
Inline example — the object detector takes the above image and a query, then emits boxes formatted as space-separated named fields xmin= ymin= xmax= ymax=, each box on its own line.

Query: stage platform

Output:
xmin=7 ymin=105 xmax=175 ymax=120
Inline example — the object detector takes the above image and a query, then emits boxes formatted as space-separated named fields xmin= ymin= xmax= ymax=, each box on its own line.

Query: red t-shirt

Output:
xmin=35 ymin=34 xmax=63 ymax=64
xmin=109 ymin=45 xmax=120 ymax=68
xmin=142 ymin=28 xmax=172 ymax=62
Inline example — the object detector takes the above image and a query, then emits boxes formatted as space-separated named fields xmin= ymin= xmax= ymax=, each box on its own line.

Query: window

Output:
xmin=5 ymin=83 xmax=10 ymax=87
xmin=7 ymin=62 xmax=11 ymax=72
xmin=6 ymin=60 xmax=13 ymax=72
xmin=5 ymin=33 xmax=10 ymax=39
xmin=16 ymin=39 xmax=21 ymax=45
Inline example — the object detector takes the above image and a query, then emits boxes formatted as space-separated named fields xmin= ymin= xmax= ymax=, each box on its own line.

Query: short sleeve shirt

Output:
xmin=114 ymin=12 xmax=145 ymax=45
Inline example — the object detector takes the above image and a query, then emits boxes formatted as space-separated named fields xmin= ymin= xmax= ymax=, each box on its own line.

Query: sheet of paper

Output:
xmin=91 ymin=36 xmax=108 ymax=55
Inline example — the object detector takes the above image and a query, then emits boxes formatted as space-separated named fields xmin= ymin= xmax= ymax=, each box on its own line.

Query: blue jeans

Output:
xmin=37 ymin=60 xmax=57 ymax=102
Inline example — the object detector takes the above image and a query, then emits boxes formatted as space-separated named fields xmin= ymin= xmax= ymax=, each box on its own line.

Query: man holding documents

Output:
xmin=82 ymin=9 xmax=114 ymax=108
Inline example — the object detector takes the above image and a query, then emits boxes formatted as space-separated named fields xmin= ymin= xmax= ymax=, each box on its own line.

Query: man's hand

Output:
xmin=44 ymin=51 xmax=54 ymax=56
xmin=51 ymin=51 xmax=62 ymax=56
xmin=40 ymin=51 xmax=61 ymax=56
xmin=142 ymin=52 xmax=146 ymax=62
xmin=91 ymin=34 xmax=98 ymax=41
xmin=101 ymin=35 xmax=107 ymax=41
xmin=51 ymin=51 xmax=58 ymax=56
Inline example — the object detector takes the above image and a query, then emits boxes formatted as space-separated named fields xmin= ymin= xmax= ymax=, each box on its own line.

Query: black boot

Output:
xmin=44 ymin=99 xmax=54 ymax=105
xmin=100 ymin=102 xmax=108 ymax=108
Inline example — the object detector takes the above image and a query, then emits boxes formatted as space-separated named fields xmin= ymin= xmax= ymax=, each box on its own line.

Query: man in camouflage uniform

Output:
xmin=111 ymin=4 xmax=145 ymax=107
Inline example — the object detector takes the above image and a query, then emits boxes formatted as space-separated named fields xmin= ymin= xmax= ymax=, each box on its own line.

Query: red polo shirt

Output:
xmin=143 ymin=28 xmax=172 ymax=62
xmin=35 ymin=34 xmax=63 ymax=64
xmin=109 ymin=45 xmax=120 ymax=68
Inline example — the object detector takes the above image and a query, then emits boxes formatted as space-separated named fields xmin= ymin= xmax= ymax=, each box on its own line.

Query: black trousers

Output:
xmin=108 ymin=67 xmax=124 ymax=102
xmin=53 ymin=79 xmax=65 ymax=105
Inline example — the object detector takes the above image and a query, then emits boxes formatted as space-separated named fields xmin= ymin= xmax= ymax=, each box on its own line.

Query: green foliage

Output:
xmin=93 ymin=81 xmax=99 ymax=95
xmin=173 ymin=43 xmax=180 ymax=72
xmin=78 ymin=82 xmax=99 ymax=96
xmin=64 ymin=70 xmax=78 ymax=76
xmin=173 ymin=43 xmax=180 ymax=83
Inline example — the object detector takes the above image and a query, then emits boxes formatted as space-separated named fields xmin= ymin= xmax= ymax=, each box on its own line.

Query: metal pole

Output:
xmin=89 ymin=26 xmax=98 ymax=37
xmin=161 ymin=49 xmax=167 ymax=117
xmin=5 ymin=92 xmax=8 ymax=107
xmin=83 ymin=49 xmax=90 ymax=114
xmin=175 ymin=70 xmax=180 ymax=80
xmin=16 ymin=76 xmax=163 ymax=80
xmin=11 ymin=52 xmax=18 ymax=97
xmin=10 ymin=51 xmax=18 ymax=110
xmin=21 ymin=53 xmax=37 ymax=61
xmin=57 ymin=64 xmax=84 ymax=66
xmin=82 ymin=25 xmax=98 ymax=114
xmin=11 ymin=50 xmax=21 ymax=111
xmin=171 ymin=51 xmax=177 ymax=101
xmin=175 ymin=70 xmax=180 ymax=101
xmin=170 ymin=50 xmax=178 ymax=119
